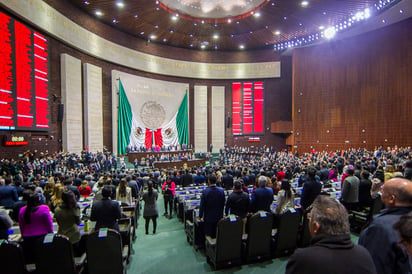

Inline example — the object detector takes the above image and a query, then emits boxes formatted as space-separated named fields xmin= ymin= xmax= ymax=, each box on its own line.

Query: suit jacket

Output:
xmin=221 ymin=174 xmax=234 ymax=190
xmin=250 ymin=186 xmax=274 ymax=213
xmin=181 ymin=173 xmax=193 ymax=187
xmin=300 ymin=178 xmax=322 ymax=210
xmin=199 ymin=185 xmax=225 ymax=223
xmin=359 ymin=207 xmax=412 ymax=274
xmin=286 ymin=234 xmax=377 ymax=274
xmin=0 ymin=185 xmax=19 ymax=209
xmin=66 ymin=185 xmax=80 ymax=201
xmin=90 ymin=198 xmax=121 ymax=231
xmin=341 ymin=176 xmax=360 ymax=203
xmin=225 ymin=191 xmax=249 ymax=218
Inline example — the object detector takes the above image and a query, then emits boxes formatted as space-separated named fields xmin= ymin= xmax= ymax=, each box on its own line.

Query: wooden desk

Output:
xmin=127 ymin=150 xmax=193 ymax=163
xmin=153 ymin=158 xmax=206 ymax=169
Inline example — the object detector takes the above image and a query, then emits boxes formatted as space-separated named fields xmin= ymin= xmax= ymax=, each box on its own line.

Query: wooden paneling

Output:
xmin=0 ymin=4 xmax=291 ymax=158
xmin=292 ymin=18 xmax=412 ymax=153
xmin=271 ymin=121 xmax=292 ymax=134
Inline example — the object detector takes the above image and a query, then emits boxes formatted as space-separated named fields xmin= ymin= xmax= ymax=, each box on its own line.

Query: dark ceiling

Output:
xmin=67 ymin=0 xmax=399 ymax=51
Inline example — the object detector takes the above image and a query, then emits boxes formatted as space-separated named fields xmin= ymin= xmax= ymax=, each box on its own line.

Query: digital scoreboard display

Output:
xmin=0 ymin=11 xmax=50 ymax=131
xmin=232 ymin=81 xmax=264 ymax=135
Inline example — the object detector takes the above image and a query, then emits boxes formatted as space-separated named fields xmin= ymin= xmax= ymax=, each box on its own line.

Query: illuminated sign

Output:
xmin=4 ymin=135 xmax=28 ymax=146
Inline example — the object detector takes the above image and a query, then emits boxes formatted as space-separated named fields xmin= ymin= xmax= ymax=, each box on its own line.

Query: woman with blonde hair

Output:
xmin=116 ymin=178 xmax=133 ymax=206
xmin=50 ymin=183 xmax=64 ymax=212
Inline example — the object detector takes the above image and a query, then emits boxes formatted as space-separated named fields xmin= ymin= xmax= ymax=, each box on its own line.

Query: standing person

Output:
xmin=358 ymin=178 xmax=412 ymax=274
xmin=225 ymin=180 xmax=250 ymax=234
xmin=300 ymin=167 xmax=322 ymax=210
xmin=393 ymin=211 xmax=412 ymax=256
xmin=142 ymin=182 xmax=159 ymax=234
xmin=199 ymin=174 xmax=225 ymax=238
xmin=275 ymin=179 xmax=295 ymax=215
xmin=90 ymin=186 xmax=122 ymax=231
xmin=54 ymin=191 xmax=81 ymax=253
xmin=161 ymin=177 xmax=175 ymax=219
xmin=116 ymin=178 xmax=133 ymax=206
xmin=0 ymin=207 xmax=13 ymax=239
xmin=341 ymin=167 xmax=360 ymax=210
xmin=0 ymin=177 xmax=18 ymax=209
xmin=286 ymin=195 xmax=377 ymax=274
xmin=18 ymin=191 xmax=53 ymax=263
xmin=250 ymin=176 xmax=274 ymax=213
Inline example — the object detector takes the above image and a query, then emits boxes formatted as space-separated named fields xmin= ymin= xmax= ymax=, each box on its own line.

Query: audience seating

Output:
xmin=0 ymin=240 xmax=35 ymax=274
xmin=121 ymin=206 xmax=137 ymax=241
xmin=36 ymin=234 xmax=86 ymax=274
xmin=298 ymin=211 xmax=312 ymax=247
xmin=205 ymin=216 xmax=243 ymax=270
xmin=242 ymin=211 xmax=273 ymax=263
xmin=271 ymin=209 xmax=301 ymax=257
xmin=86 ymin=229 xmax=129 ymax=274
xmin=349 ymin=195 xmax=383 ymax=233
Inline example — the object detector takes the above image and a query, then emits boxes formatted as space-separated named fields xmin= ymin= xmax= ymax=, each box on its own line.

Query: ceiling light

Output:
xmin=83 ymin=1 xmax=90 ymax=4
xmin=116 ymin=2 xmax=124 ymax=8
xmin=95 ymin=10 xmax=103 ymax=16
xmin=254 ymin=12 xmax=261 ymax=17
xmin=150 ymin=35 xmax=157 ymax=40
xmin=301 ymin=1 xmax=309 ymax=7
xmin=239 ymin=44 xmax=245 ymax=49
xmin=163 ymin=38 xmax=167 ymax=42
xmin=134 ymin=14 xmax=138 ymax=18
xmin=213 ymin=34 xmax=219 ymax=39
xmin=139 ymin=31 xmax=144 ymax=35
xmin=275 ymin=30 xmax=281 ymax=35
xmin=319 ymin=25 xmax=324 ymax=30
xmin=324 ymin=27 xmax=336 ymax=39
xmin=112 ymin=18 xmax=118 ymax=23
xmin=201 ymin=20 xmax=205 ymax=24
xmin=200 ymin=45 xmax=206 ymax=49
xmin=227 ymin=19 xmax=232 ymax=23
xmin=171 ymin=15 xmax=178 ymax=20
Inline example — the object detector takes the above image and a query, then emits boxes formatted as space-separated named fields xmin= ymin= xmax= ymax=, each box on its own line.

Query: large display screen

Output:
xmin=0 ymin=11 xmax=50 ymax=131
xmin=232 ymin=81 xmax=264 ymax=135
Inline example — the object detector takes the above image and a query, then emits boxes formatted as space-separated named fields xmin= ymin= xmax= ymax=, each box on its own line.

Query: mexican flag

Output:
xmin=118 ymin=80 xmax=188 ymax=155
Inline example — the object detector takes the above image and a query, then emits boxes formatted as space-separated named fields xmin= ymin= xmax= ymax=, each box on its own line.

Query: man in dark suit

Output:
xmin=63 ymin=178 xmax=80 ymax=201
xmin=90 ymin=186 xmax=122 ymax=231
xmin=221 ymin=170 xmax=234 ymax=190
xmin=0 ymin=177 xmax=18 ymax=209
xmin=199 ymin=174 xmax=225 ymax=238
xmin=181 ymin=169 xmax=193 ymax=187
xmin=300 ymin=167 xmax=322 ymax=210
xmin=359 ymin=178 xmax=412 ymax=274
xmin=250 ymin=176 xmax=274 ymax=213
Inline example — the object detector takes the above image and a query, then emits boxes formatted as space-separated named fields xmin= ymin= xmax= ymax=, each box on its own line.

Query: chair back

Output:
xmin=273 ymin=210 xmax=301 ymax=257
xmin=86 ymin=229 xmax=124 ymax=274
xmin=299 ymin=211 xmax=312 ymax=247
xmin=36 ymin=234 xmax=76 ymax=274
xmin=246 ymin=212 xmax=273 ymax=260
xmin=0 ymin=240 xmax=26 ymax=274
xmin=215 ymin=216 xmax=243 ymax=262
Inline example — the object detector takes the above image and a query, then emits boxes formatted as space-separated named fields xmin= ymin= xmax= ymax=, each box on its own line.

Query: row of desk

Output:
xmin=175 ymin=181 xmax=342 ymax=250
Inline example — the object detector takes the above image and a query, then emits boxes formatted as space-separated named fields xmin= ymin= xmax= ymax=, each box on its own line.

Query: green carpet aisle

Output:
xmin=127 ymin=194 xmax=289 ymax=274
